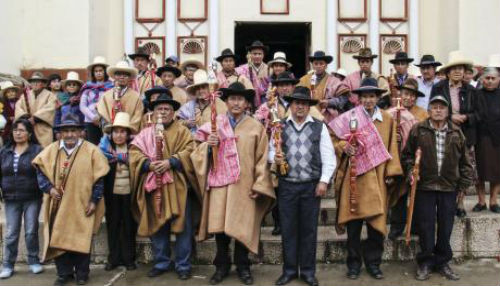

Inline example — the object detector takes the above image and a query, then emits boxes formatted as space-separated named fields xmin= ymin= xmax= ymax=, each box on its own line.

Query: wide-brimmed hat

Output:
xmin=271 ymin=71 xmax=299 ymax=85
xmin=429 ymin=95 xmax=449 ymax=107
xmin=156 ymin=65 xmax=182 ymax=78
xmin=0 ymin=81 xmax=21 ymax=97
xmin=283 ymin=86 xmax=318 ymax=105
xmin=487 ymin=54 xmax=500 ymax=69
xmin=150 ymin=92 xmax=181 ymax=111
xmin=27 ymin=72 xmax=48 ymax=83
xmin=87 ymin=56 xmax=109 ymax=71
xmin=353 ymin=48 xmax=378 ymax=60
xmin=180 ymin=59 xmax=204 ymax=71
xmin=61 ymin=71 xmax=83 ymax=87
xmin=128 ymin=47 xmax=150 ymax=61
xmin=186 ymin=69 xmax=210 ymax=94
xmin=439 ymin=50 xmax=473 ymax=73
xmin=268 ymin=52 xmax=292 ymax=68
xmin=107 ymin=61 xmax=138 ymax=78
xmin=397 ymin=78 xmax=425 ymax=98
xmin=414 ymin=54 xmax=442 ymax=67
xmin=309 ymin=50 xmax=333 ymax=64
xmin=55 ymin=113 xmax=84 ymax=130
xmin=333 ymin=68 xmax=347 ymax=78
xmin=144 ymin=86 xmax=171 ymax=103
xmin=103 ymin=112 xmax=136 ymax=134
xmin=351 ymin=78 xmax=387 ymax=96
xmin=216 ymin=48 xmax=239 ymax=63
xmin=389 ymin=52 xmax=414 ymax=64
xmin=246 ymin=40 xmax=269 ymax=53
xmin=219 ymin=81 xmax=255 ymax=102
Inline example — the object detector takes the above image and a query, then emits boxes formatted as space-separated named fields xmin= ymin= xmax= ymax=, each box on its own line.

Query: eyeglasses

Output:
xmin=13 ymin=129 xmax=27 ymax=133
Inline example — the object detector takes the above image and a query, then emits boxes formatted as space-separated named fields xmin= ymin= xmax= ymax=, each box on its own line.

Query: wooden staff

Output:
xmin=310 ymin=74 xmax=317 ymax=100
xmin=406 ymin=147 xmax=422 ymax=246
xmin=111 ymin=85 xmax=122 ymax=123
xmin=208 ymin=61 xmax=219 ymax=171
xmin=396 ymin=97 xmax=403 ymax=154
xmin=269 ymin=87 xmax=288 ymax=175
xmin=154 ymin=115 xmax=165 ymax=217
xmin=348 ymin=112 xmax=359 ymax=213
xmin=23 ymin=86 xmax=31 ymax=116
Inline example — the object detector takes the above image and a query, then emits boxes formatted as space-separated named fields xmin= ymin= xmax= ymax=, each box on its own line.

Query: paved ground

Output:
xmin=2 ymin=260 xmax=500 ymax=286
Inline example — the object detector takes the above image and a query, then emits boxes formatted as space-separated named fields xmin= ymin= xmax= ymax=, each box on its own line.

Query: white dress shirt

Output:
xmin=416 ymin=77 xmax=440 ymax=109
xmin=59 ymin=138 xmax=83 ymax=156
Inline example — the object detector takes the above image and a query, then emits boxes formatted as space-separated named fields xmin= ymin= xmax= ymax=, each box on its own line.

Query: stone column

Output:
xmin=166 ymin=0 xmax=177 ymax=58
xmin=369 ymin=0 xmax=380 ymax=72
xmin=326 ymin=0 xmax=338 ymax=71
xmin=123 ymin=0 xmax=135 ymax=56
xmin=409 ymin=0 xmax=419 ymax=63
xmin=209 ymin=0 xmax=219 ymax=62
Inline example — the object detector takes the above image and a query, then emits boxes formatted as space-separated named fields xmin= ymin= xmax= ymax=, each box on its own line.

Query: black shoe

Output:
xmin=237 ymin=268 xmax=254 ymax=285
xmin=209 ymin=268 xmax=229 ymax=285
xmin=415 ymin=264 xmax=431 ymax=281
xmin=438 ymin=264 xmax=460 ymax=280
xmin=490 ymin=204 xmax=500 ymax=213
xmin=299 ymin=274 xmax=319 ymax=286
xmin=388 ymin=225 xmax=404 ymax=240
xmin=76 ymin=277 xmax=88 ymax=285
xmin=271 ymin=226 xmax=281 ymax=236
xmin=346 ymin=268 xmax=360 ymax=280
xmin=177 ymin=271 xmax=191 ymax=280
xmin=366 ymin=265 xmax=384 ymax=279
xmin=53 ymin=275 xmax=72 ymax=286
xmin=275 ymin=273 xmax=297 ymax=285
xmin=148 ymin=267 xmax=169 ymax=278
xmin=472 ymin=203 xmax=487 ymax=212
xmin=126 ymin=263 xmax=137 ymax=271
xmin=104 ymin=263 xmax=118 ymax=271
xmin=456 ymin=208 xmax=467 ymax=218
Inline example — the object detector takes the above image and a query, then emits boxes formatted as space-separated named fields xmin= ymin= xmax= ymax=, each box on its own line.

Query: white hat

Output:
xmin=103 ymin=112 xmax=137 ymax=134
xmin=107 ymin=61 xmax=138 ymax=78
xmin=487 ymin=54 xmax=500 ymax=68
xmin=333 ymin=68 xmax=347 ymax=78
xmin=87 ymin=56 xmax=108 ymax=71
xmin=268 ymin=52 xmax=292 ymax=68
xmin=440 ymin=50 xmax=473 ymax=73
xmin=186 ymin=69 xmax=210 ymax=94
xmin=61 ymin=71 xmax=83 ymax=86
xmin=180 ymin=58 xmax=204 ymax=71
xmin=0 ymin=81 xmax=21 ymax=97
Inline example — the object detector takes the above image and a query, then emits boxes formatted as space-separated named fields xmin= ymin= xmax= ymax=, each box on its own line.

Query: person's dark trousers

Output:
xmin=415 ymin=190 xmax=457 ymax=268
xmin=105 ymin=194 xmax=136 ymax=266
xmin=346 ymin=219 xmax=385 ymax=270
xmin=85 ymin=122 xmax=102 ymax=145
xmin=389 ymin=192 xmax=408 ymax=233
xmin=213 ymin=233 xmax=250 ymax=271
xmin=150 ymin=196 xmax=193 ymax=273
xmin=271 ymin=188 xmax=280 ymax=229
xmin=278 ymin=179 xmax=321 ymax=278
xmin=55 ymin=252 xmax=91 ymax=280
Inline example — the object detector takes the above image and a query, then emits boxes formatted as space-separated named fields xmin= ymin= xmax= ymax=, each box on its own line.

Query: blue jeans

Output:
xmin=150 ymin=197 xmax=192 ymax=273
xmin=2 ymin=199 xmax=42 ymax=268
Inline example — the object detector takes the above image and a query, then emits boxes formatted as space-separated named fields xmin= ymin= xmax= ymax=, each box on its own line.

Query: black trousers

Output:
xmin=271 ymin=187 xmax=280 ymax=228
xmin=55 ymin=252 xmax=91 ymax=279
xmin=390 ymin=192 xmax=408 ymax=231
xmin=346 ymin=219 xmax=385 ymax=270
xmin=214 ymin=233 xmax=250 ymax=271
xmin=415 ymin=190 xmax=456 ymax=268
xmin=278 ymin=180 xmax=320 ymax=278
xmin=105 ymin=194 xmax=136 ymax=266
xmin=85 ymin=123 xmax=102 ymax=146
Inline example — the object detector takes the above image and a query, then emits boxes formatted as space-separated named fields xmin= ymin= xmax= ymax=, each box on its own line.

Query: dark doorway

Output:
xmin=234 ymin=22 xmax=311 ymax=78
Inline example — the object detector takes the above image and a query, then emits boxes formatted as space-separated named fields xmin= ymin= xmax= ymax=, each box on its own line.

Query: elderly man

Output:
xmin=215 ymin=49 xmax=253 ymax=90
xmin=15 ymin=72 xmax=57 ymax=147
xmin=175 ymin=59 xmax=204 ymax=90
xmin=129 ymin=47 xmax=162 ymax=97
xmin=157 ymin=65 xmax=188 ymax=105
xmin=33 ymin=113 xmax=109 ymax=286
xmin=270 ymin=86 xmax=336 ymax=286
xmin=236 ymin=40 xmax=270 ymax=107
xmin=129 ymin=92 xmax=195 ymax=280
xmin=97 ymin=61 xmax=144 ymax=132
xmin=415 ymin=55 xmax=442 ymax=109
xmin=330 ymin=78 xmax=402 ymax=280
xmin=430 ymin=51 xmax=477 ymax=218
xmin=402 ymin=96 xmax=473 ymax=281
xmin=191 ymin=82 xmax=275 ymax=285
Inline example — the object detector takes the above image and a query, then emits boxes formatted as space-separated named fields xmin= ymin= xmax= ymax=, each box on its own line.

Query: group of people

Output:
xmin=0 ymin=39 xmax=499 ymax=286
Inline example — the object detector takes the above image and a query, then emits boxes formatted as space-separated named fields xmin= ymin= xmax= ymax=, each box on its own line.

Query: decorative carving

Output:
xmin=337 ymin=34 xmax=367 ymax=72
xmin=177 ymin=36 xmax=207 ymax=67
xmin=342 ymin=39 xmax=364 ymax=54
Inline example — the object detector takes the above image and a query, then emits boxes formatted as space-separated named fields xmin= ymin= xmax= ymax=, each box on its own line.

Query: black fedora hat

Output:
xmin=55 ymin=113 xmax=84 ymax=130
xmin=397 ymin=78 xmax=425 ymax=98
xmin=353 ymin=48 xmax=378 ymax=60
xmin=389 ymin=52 xmax=414 ymax=64
xmin=271 ymin=71 xmax=299 ymax=86
xmin=351 ymin=78 xmax=387 ymax=96
xmin=246 ymin=40 xmax=269 ymax=53
xmin=216 ymin=48 xmax=239 ymax=63
xmin=128 ymin=46 xmax=150 ymax=61
xmin=283 ymin=86 xmax=318 ymax=105
xmin=219 ymin=81 xmax=255 ymax=102
xmin=309 ymin=50 xmax=333 ymax=64
xmin=150 ymin=92 xmax=181 ymax=111
xmin=156 ymin=65 xmax=182 ymax=78
xmin=145 ymin=86 xmax=171 ymax=103
xmin=414 ymin=54 xmax=442 ymax=67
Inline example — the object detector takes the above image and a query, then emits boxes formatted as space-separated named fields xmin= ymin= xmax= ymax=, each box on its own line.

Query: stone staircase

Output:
xmin=1 ymin=196 xmax=499 ymax=265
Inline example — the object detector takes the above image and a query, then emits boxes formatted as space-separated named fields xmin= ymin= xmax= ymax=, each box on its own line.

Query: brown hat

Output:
xmin=397 ymin=78 xmax=425 ymax=97
xmin=353 ymin=48 xmax=378 ymax=60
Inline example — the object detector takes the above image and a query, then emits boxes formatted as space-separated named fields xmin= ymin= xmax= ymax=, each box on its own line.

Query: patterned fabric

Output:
xmin=329 ymin=106 xmax=392 ymax=176
xmin=236 ymin=63 xmax=269 ymax=107
xmin=430 ymin=122 xmax=448 ymax=176
xmin=80 ymin=81 xmax=113 ymax=123
xmin=386 ymin=106 xmax=418 ymax=150
xmin=195 ymin=114 xmax=240 ymax=187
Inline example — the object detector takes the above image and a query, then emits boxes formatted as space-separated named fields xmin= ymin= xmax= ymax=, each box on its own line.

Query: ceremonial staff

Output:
xmin=269 ymin=87 xmax=288 ymax=176
xmin=348 ymin=111 xmax=359 ymax=213
xmin=111 ymin=85 xmax=122 ymax=123
xmin=208 ymin=61 xmax=219 ymax=170
xmin=22 ymin=85 xmax=32 ymax=116
xmin=405 ymin=147 xmax=422 ymax=246
xmin=153 ymin=115 xmax=169 ymax=217
xmin=395 ymin=97 xmax=403 ymax=154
